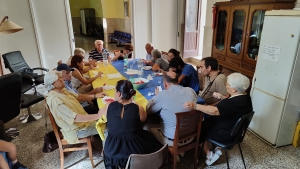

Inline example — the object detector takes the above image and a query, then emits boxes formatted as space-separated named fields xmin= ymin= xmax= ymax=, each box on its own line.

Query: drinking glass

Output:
xmin=138 ymin=68 xmax=143 ymax=78
xmin=137 ymin=59 xmax=143 ymax=69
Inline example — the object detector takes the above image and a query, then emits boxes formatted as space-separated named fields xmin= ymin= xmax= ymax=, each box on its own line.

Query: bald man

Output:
xmin=143 ymin=42 xmax=155 ymax=66
xmin=146 ymin=71 xmax=197 ymax=146
xmin=89 ymin=40 xmax=111 ymax=61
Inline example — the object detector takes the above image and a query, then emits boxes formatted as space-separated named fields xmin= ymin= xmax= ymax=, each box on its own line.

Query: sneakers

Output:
xmin=205 ymin=151 xmax=220 ymax=166
xmin=214 ymin=146 xmax=222 ymax=156
xmin=12 ymin=161 xmax=28 ymax=169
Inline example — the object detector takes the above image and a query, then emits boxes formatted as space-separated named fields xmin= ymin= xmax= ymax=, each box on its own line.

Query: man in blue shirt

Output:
xmin=169 ymin=56 xmax=200 ymax=94
xmin=57 ymin=64 xmax=104 ymax=114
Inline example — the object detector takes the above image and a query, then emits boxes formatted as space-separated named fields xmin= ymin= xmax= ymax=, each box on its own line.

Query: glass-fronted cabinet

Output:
xmin=211 ymin=0 xmax=296 ymax=77
xmin=226 ymin=5 xmax=249 ymax=61
xmin=242 ymin=5 xmax=273 ymax=70
xmin=212 ymin=6 xmax=230 ymax=57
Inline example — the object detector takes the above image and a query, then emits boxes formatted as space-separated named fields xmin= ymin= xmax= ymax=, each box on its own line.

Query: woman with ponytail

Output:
xmin=99 ymin=80 xmax=161 ymax=169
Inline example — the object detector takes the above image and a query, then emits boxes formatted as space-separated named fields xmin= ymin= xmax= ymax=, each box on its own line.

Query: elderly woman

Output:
xmin=184 ymin=73 xmax=253 ymax=166
xmin=99 ymin=80 xmax=161 ymax=169
xmin=151 ymin=49 xmax=169 ymax=71
xmin=45 ymin=71 xmax=107 ymax=144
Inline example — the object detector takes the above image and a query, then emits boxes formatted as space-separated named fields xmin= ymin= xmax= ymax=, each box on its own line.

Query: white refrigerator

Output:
xmin=249 ymin=10 xmax=300 ymax=147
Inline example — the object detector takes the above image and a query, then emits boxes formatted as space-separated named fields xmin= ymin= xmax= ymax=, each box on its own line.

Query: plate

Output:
xmin=143 ymin=66 xmax=152 ymax=70
xmin=102 ymin=96 xmax=115 ymax=104
xmin=155 ymin=72 xmax=163 ymax=76
xmin=103 ymin=85 xmax=115 ymax=90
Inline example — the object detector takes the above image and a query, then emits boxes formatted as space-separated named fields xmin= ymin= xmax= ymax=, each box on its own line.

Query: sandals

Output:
xmin=205 ymin=151 xmax=220 ymax=166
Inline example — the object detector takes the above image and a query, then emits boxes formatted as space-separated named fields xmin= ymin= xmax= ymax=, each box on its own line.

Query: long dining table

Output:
xmin=88 ymin=60 xmax=164 ymax=109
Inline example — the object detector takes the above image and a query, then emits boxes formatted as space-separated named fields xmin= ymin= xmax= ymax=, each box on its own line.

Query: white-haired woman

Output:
xmin=151 ymin=49 xmax=169 ymax=71
xmin=183 ymin=73 xmax=253 ymax=166
xmin=44 ymin=71 xmax=107 ymax=144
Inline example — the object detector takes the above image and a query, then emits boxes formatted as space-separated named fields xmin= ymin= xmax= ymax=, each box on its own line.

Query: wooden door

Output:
xmin=212 ymin=6 xmax=231 ymax=57
xmin=226 ymin=5 xmax=249 ymax=63
xmin=183 ymin=0 xmax=201 ymax=58
xmin=241 ymin=4 xmax=273 ymax=72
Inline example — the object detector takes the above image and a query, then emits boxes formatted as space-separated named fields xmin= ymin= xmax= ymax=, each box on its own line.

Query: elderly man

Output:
xmin=146 ymin=71 xmax=197 ymax=146
xmin=143 ymin=42 xmax=155 ymax=66
xmin=57 ymin=63 xmax=102 ymax=114
xmin=151 ymin=49 xmax=169 ymax=71
xmin=89 ymin=40 xmax=111 ymax=61
xmin=44 ymin=71 xmax=107 ymax=144
xmin=198 ymin=57 xmax=228 ymax=105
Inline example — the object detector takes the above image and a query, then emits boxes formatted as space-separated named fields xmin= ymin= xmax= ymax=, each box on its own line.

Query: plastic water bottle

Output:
xmin=129 ymin=75 xmax=135 ymax=84
xmin=138 ymin=67 xmax=143 ymax=78
xmin=124 ymin=54 xmax=128 ymax=71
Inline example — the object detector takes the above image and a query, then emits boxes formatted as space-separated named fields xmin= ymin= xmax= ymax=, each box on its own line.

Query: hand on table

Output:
xmin=95 ymin=92 xmax=107 ymax=98
xmin=96 ymin=71 xmax=103 ymax=78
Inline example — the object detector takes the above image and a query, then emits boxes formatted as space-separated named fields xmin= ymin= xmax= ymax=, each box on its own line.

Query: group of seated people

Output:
xmin=45 ymin=39 xmax=253 ymax=168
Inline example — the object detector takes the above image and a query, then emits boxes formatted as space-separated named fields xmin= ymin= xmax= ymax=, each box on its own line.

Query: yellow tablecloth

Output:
xmin=88 ymin=63 xmax=148 ymax=110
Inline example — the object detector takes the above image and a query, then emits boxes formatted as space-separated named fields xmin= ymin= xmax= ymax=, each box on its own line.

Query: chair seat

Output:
xmin=207 ymin=138 xmax=237 ymax=150
xmin=20 ymin=94 xmax=44 ymax=108
xmin=35 ymin=75 xmax=45 ymax=85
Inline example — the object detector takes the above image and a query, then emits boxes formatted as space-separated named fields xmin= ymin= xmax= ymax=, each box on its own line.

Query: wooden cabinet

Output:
xmin=211 ymin=0 xmax=296 ymax=77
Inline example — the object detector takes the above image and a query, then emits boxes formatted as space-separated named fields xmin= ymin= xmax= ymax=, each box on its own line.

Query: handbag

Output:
xmin=42 ymin=130 xmax=58 ymax=153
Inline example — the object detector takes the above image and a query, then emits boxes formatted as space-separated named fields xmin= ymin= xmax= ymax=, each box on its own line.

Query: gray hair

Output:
xmin=44 ymin=70 xmax=61 ymax=91
xmin=227 ymin=73 xmax=250 ymax=93
xmin=95 ymin=40 xmax=103 ymax=45
xmin=74 ymin=48 xmax=85 ymax=55
xmin=151 ymin=49 xmax=162 ymax=59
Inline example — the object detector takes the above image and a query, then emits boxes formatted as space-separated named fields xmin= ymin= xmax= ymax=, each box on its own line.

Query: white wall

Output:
xmin=131 ymin=0 xmax=152 ymax=59
xmin=152 ymin=0 xmax=177 ymax=51
xmin=29 ymin=0 xmax=73 ymax=70
xmin=0 ymin=0 xmax=74 ymax=75
xmin=0 ymin=0 xmax=40 ymax=74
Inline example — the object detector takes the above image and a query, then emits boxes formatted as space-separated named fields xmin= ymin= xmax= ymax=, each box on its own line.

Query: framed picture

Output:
xmin=124 ymin=1 xmax=129 ymax=18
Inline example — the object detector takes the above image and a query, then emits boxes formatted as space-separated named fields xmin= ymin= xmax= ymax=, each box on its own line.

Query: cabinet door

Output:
xmin=242 ymin=4 xmax=273 ymax=70
xmin=212 ymin=6 xmax=230 ymax=56
xmin=226 ymin=5 xmax=249 ymax=61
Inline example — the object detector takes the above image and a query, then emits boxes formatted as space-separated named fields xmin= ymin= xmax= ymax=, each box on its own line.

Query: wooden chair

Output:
xmin=125 ymin=144 xmax=168 ymax=169
xmin=44 ymin=102 xmax=95 ymax=169
xmin=168 ymin=110 xmax=203 ymax=169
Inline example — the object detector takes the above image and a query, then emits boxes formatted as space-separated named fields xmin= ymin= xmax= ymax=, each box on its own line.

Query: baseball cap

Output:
xmin=57 ymin=63 xmax=74 ymax=71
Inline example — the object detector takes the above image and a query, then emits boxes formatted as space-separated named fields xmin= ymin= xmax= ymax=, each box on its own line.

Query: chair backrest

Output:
xmin=44 ymin=101 xmax=63 ymax=147
xmin=173 ymin=110 xmax=203 ymax=149
xmin=125 ymin=144 xmax=168 ymax=169
xmin=231 ymin=111 xmax=255 ymax=143
xmin=0 ymin=72 xmax=22 ymax=123
xmin=2 ymin=51 xmax=30 ymax=73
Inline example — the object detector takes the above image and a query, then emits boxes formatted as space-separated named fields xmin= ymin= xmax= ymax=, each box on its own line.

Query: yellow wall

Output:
xmin=101 ymin=0 xmax=127 ymax=18
xmin=89 ymin=0 xmax=103 ymax=17
xmin=69 ymin=0 xmax=89 ymax=17
xmin=69 ymin=0 xmax=129 ymax=18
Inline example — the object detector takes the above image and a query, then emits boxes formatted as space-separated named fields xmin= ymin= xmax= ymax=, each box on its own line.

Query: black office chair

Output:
xmin=2 ymin=51 xmax=49 ymax=93
xmin=0 ymin=72 xmax=22 ymax=140
xmin=199 ymin=111 xmax=255 ymax=169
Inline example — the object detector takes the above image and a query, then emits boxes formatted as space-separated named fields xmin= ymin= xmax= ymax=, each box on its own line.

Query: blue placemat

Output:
xmin=111 ymin=60 xmax=164 ymax=100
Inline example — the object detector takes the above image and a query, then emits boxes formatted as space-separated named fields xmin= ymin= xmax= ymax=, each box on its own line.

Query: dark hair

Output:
xmin=124 ymin=43 xmax=134 ymax=52
xmin=201 ymin=57 xmax=218 ymax=71
xmin=116 ymin=80 xmax=136 ymax=100
xmin=163 ymin=72 xmax=179 ymax=84
xmin=168 ymin=48 xmax=180 ymax=57
xmin=169 ymin=56 xmax=185 ymax=69
xmin=70 ymin=55 xmax=84 ymax=70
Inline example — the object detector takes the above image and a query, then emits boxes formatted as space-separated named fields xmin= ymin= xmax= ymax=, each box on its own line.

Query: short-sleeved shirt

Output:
xmin=210 ymin=95 xmax=253 ymax=140
xmin=181 ymin=64 xmax=200 ymax=93
xmin=46 ymin=89 xmax=92 ymax=144
xmin=154 ymin=58 xmax=169 ymax=71
xmin=146 ymin=53 xmax=153 ymax=61
xmin=146 ymin=85 xmax=197 ymax=139
xmin=89 ymin=48 xmax=109 ymax=61
xmin=200 ymin=74 xmax=228 ymax=105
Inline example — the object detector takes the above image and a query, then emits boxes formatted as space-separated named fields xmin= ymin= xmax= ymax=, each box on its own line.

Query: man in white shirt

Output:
xmin=143 ymin=42 xmax=155 ymax=66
